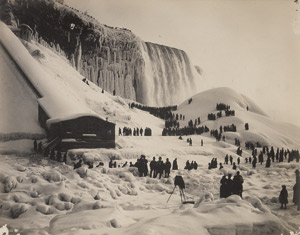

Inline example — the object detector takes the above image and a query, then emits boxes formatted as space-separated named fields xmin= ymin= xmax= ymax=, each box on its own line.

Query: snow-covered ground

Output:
xmin=0 ymin=23 xmax=300 ymax=234
xmin=0 ymin=135 xmax=299 ymax=235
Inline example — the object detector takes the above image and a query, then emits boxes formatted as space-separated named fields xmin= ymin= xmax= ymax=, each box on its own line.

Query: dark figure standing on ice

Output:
xmin=165 ymin=158 xmax=171 ymax=178
xmin=150 ymin=157 xmax=157 ymax=178
xmin=172 ymin=158 xmax=178 ymax=170
xmin=33 ymin=140 xmax=37 ymax=151
xmin=279 ymin=185 xmax=288 ymax=209
xmin=293 ymin=169 xmax=300 ymax=210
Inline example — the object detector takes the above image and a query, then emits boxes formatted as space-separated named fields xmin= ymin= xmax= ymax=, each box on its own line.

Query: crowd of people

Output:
xmin=129 ymin=155 xmax=178 ymax=178
xmin=242 ymin=146 xmax=300 ymax=169
xmin=33 ymin=140 xmax=68 ymax=163
xmin=220 ymin=171 xmax=244 ymax=198
xmin=184 ymin=160 xmax=198 ymax=170
xmin=216 ymin=103 xmax=231 ymax=111
xmin=278 ymin=170 xmax=300 ymax=210
xmin=223 ymin=124 xmax=237 ymax=132
xmin=207 ymin=103 xmax=236 ymax=121
xmin=208 ymin=158 xmax=218 ymax=169
xmin=119 ymin=127 xmax=152 ymax=136
xmin=128 ymin=102 xmax=177 ymax=120
xmin=162 ymin=125 xmax=209 ymax=136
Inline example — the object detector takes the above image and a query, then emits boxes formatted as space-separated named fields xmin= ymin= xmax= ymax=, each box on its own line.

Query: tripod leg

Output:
xmin=179 ymin=189 xmax=183 ymax=203
xmin=182 ymin=189 xmax=186 ymax=202
xmin=167 ymin=186 xmax=176 ymax=203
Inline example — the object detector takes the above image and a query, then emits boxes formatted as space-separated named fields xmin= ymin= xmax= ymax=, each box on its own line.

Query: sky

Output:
xmin=65 ymin=0 xmax=300 ymax=126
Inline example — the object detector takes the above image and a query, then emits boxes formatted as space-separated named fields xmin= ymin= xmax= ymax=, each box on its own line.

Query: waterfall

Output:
xmin=138 ymin=41 xmax=199 ymax=106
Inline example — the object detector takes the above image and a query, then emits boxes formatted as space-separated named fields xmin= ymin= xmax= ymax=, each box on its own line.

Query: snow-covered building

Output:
xmin=0 ymin=22 xmax=115 ymax=150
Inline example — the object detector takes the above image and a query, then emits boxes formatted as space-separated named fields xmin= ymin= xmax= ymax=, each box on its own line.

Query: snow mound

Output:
xmin=49 ymin=205 xmax=135 ymax=234
xmin=194 ymin=191 xmax=214 ymax=207
xmin=177 ymin=87 xmax=267 ymax=118
xmin=174 ymin=87 xmax=300 ymax=149
xmin=123 ymin=195 xmax=290 ymax=235
xmin=41 ymin=169 xmax=64 ymax=182
xmin=2 ymin=176 xmax=17 ymax=193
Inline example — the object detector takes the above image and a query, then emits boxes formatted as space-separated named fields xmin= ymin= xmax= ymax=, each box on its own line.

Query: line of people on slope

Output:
xmin=119 ymin=127 xmax=152 ymax=136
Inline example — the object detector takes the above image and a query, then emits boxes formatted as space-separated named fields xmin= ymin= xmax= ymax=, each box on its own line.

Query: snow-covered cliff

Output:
xmin=2 ymin=0 xmax=199 ymax=106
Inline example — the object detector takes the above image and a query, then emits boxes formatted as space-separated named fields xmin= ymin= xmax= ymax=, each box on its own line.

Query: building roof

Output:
xmin=46 ymin=112 xmax=115 ymax=128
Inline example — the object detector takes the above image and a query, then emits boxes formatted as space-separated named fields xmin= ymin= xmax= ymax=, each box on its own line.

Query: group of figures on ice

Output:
xmin=130 ymin=155 xmax=178 ymax=179
xmin=33 ymin=139 xmax=300 ymax=210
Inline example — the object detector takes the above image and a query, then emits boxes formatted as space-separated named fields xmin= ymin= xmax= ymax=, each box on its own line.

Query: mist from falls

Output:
xmin=137 ymin=41 xmax=199 ymax=106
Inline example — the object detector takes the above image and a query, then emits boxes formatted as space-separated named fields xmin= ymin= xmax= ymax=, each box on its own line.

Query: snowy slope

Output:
xmin=174 ymin=87 xmax=300 ymax=149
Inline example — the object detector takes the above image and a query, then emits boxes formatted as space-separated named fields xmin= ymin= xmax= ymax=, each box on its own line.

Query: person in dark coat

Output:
xmin=266 ymin=157 xmax=271 ymax=168
xmin=237 ymin=157 xmax=240 ymax=165
xmin=190 ymin=161 xmax=194 ymax=170
xmin=224 ymin=154 xmax=229 ymax=164
xmin=33 ymin=140 xmax=37 ymax=151
xmin=232 ymin=171 xmax=244 ymax=198
xmin=193 ymin=161 xmax=198 ymax=170
xmin=172 ymin=158 xmax=178 ymax=170
xmin=150 ymin=157 xmax=157 ymax=178
xmin=63 ymin=152 xmax=67 ymax=164
xmin=219 ymin=163 xmax=223 ymax=170
xmin=50 ymin=150 xmax=56 ymax=160
xmin=185 ymin=160 xmax=190 ymax=170
xmin=38 ymin=141 xmax=43 ymax=151
xmin=252 ymin=156 xmax=257 ymax=168
xmin=155 ymin=157 xmax=164 ymax=179
xmin=109 ymin=159 xmax=114 ymax=168
xmin=232 ymin=162 xmax=237 ymax=170
xmin=293 ymin=169 xmax=300 ymax=208
xmin=140 ymin=155 xmax=148 ymax=176
xmin=230 ymin=155 xmax=233 ymax=165
xmin=224 ymin=174 xmax=233 ymax=197
xmin=220 ymin=175 xmax=227 ymax=198
xmin=279 ymin=185 xmax=288 ymax=209
xmin=165 ymin=158 xmax=171 ymax=178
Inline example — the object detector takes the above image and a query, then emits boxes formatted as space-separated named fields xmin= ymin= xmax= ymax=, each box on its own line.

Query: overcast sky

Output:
xmin=66 ymin=0 xmax=300 ymax=126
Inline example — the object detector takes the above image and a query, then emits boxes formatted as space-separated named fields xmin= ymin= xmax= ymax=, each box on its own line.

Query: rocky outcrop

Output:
xmin=2 ymin=0 xmax=199 ymax=106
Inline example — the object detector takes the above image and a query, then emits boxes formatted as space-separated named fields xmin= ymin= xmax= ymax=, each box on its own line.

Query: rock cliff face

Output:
xmin=2 ymin=0 xmax=199 ymax=106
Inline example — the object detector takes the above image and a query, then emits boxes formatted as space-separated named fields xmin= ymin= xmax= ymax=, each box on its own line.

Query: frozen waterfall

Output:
xmin=137 ymin=41 xmax=199 ymax=106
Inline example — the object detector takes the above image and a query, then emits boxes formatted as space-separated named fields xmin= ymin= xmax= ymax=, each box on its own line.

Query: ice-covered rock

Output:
xmin=42 ymin=170 xmax=64 ymax=182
